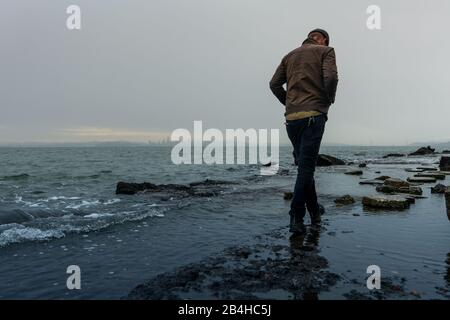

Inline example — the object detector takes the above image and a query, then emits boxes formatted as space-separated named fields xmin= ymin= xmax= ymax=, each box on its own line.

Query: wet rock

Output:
xmin=445 ymin=187 xmax=450 ymax=220
xmin=431 ymin=184 xmax=447 ymax=194
xmin=441 ymin=150 xmax=450 ymax=154
xmin=384 ymin=178 xmax=410 ymax=188
xmin=343 ymin=278 xmax=417 ymax=300
xmin=382 ymin=153 xmax=405 ymax=158
xmin=414 ymin=172 xmax=445 ymax=180
xmin=126 ymin=230 xmax=340 ymax=300
xmin=284 ymin=192 xmax=293 ymax=200
xmin=440 ymin=156 xmax=450 ymax=171
xmin=407 ymin=177 xmax=437 ymax=184
xmin=362 ymin=195 xmax=411 ymax=210
xmin=189 ymin=179 xmax=235 ymax=187
xmin=359 ymin=179 xmax=384 ymax=185
xmin=116 ymin=181 xmax=158 ymax=195
xmin=376 ymin=185 xmax=423 ymax=196
xmin=316 ymin=154 xmax=346 ymax=166
xmin=378 ymin=178 xmax=422 ymax=195
xmin=409 ymin=146 xmax=435 ymax=156
xmin=405 ymin=168 xmax=425 ymax=173
xmin=417 ymin=166 xmax=438 ymax=171
xmin=375 ymin=175 xmax=391 ymax=181
xmin=345 ymin=169 xmax=363 ymax=175
xmin=334 ymin=195 xmax=355 ymax=206
xmin=404 ymin=196 xmax=416 ymax=204
xmin=116 ymin=179 xmax=229 ymax=197
xmin=358 ymin=163 xmax=367 ymax=168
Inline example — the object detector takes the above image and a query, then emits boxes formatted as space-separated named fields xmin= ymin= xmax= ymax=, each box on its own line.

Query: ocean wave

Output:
xmin=0 ymin=226 xmax=65 ymax=247
xmin=0 ymin=206 xmax=167 ymax=247
xmin=0 ymin=173 xmax=30 ymax=181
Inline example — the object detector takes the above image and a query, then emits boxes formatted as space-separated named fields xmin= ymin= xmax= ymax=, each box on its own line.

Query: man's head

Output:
xmin=307 ymin=28 xmax=329 ymax=46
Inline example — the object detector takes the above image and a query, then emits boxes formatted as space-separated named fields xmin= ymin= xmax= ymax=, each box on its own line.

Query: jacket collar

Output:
xmin=302 ymin=38 xmax=320 ymax=46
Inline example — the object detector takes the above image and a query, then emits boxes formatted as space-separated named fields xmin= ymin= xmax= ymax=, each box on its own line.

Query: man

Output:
xmin=269 ymin=28 xmax=338 ymax=235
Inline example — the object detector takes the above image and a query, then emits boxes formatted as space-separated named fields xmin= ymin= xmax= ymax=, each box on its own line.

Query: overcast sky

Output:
xmin=1 ymin=0 xmax=449 ymax=145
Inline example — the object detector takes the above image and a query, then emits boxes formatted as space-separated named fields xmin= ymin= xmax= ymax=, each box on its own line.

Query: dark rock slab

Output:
xmin=359 ymin=179 xmax=384 ymax=186
xmin=445 ymin=187 xmax=450 ymax=220
xmin=316 ymin=154 xmax=346 ymax=166
xmin=283 ymin=192 xmax=293 ymax=200
xmin=440 ymin=156 xmax=450 ymax=171
xmin=126 ymin=229 xmax=340 ymax=300
xmin=431 ymin=184 xmax=447 ymax=194
xmin=407 ymin=177 xmax=437 ymax=184
xmin=345 ymin=170 xmax=363 ymax=176
xmin=334 ymin=195 xmax=355 ymax=206
xmin=405 ymin=168 xmax=424 ymax=173
xmin=414 ymin=172 xmax=445 ymax=180
xmin=376 ymin=185 xmax=423 ymax=196
xmin=362 ymin=195 xmax=411 ymax=210
xmin=382 ymin=153 xmax=405 ymax=158
xmin=417 ymin=166 xmax=438 ymax=171
xmin=409 ymin=146 xmax=435 ymax=156
xmin=116 ymin=179 xmax=232 ymax=197
xmin=384 ymin=178 xmax=410 ymax=188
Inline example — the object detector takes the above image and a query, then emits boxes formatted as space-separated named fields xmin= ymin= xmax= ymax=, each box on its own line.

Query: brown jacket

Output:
xmin=270 ymin=38 xmax=338 ymax=116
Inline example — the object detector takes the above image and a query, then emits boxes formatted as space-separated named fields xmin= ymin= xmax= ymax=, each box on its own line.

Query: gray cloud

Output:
xmin=1 ymin=0 xmax=449 ymax=145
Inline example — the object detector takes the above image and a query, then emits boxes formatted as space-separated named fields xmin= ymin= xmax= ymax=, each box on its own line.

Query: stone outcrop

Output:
xmin=407 ymin=177 xmax=437 ymax=183
xmin=362 ymin=196 xmax=411 ymax=210
xmin=375 ymin=178 xmax=423 ymax=195
xmin=316 ymin=154 xmax=346 ymax=166
xmin=439 ymin=156 xmax=450 ymax=171
xmin=359 ymin=179 xmax=384 ymax=185
xmin=345 ymin=170 xmax=363 ymax=175
xmin=445 ymin=187 xmax=450 ymax=220
xmin=384 ymin=178 xmax=410 ymax=188
xmin=414 ymin=172 xmax=445 ymax=180
xmin=334 ymin=195 xmax=355 ymax=206
xmin=408 ymin=146 xmax=435 ymax=156
xmin=116 ymin=179 xmax=233 ymax=197
xmin=431 ymin=184 xmax=447 ymax=194
xmin=382 ymin=153 xmax=405 ymax=158
xmin=283 ymin=192 xmax=293 ymax=200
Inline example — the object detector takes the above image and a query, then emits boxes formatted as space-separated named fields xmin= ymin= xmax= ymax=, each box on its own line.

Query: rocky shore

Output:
xmin=123 ymin=147 xmax=450 ymax=300
xmin=126 ymin=226 xmax=422 ymax=300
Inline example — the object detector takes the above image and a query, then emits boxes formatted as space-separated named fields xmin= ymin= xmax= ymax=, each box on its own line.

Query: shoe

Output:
xmin=310 ymin=204 xmax=325 ymax=226
xmin=289 ymin=213 xmax=306 ymax=235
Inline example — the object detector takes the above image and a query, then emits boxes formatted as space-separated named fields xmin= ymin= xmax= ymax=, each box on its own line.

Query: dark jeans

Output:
xmin=286 ymin=113 xmax=327 ymax=222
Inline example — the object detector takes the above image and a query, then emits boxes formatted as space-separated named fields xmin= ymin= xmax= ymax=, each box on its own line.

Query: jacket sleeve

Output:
xmin=269 ymin=57 xmax=287 ymax=106
xmin=322 ymin=48 xmax=338 ymax=104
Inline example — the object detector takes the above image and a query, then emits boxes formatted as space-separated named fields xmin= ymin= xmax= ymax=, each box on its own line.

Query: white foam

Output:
xmin=103 ymin=199 xmax=121 ymax=205
xmin=83 ymin=212 xmax=114 ymax=219
xmin=0 ymin=227 xmax=65 ymax=247
xmin=66 ymin=200 xmax=101 ymax=209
